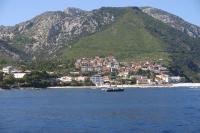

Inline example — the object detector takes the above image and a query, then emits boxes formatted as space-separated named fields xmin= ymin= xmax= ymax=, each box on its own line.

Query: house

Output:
xmin=155 ymin=74 xmax=169 ymax=83
xmin=103 ymin=76 xmax=111 ymax=83
xmin=2 ymin=66 xmax=14 ymax=74
xmin=74 ymin=76 xmax=87 ymax=82
xmin=58 ymin=76 xmax=73 ymax=82
xmin=70 ymin=71 xmax=80 ymax=75
xmin=94 ymin=66 xmax=103 ymax=72
xmin=102 ymin=67 xmax=111 ymax=73
xmin=81 ymin=65 xmax=94 ymax=73
xmin=169 ymin=76 xmax=183 ymax=83
xmin=136 ymin=76 xmax=152 ymax=84
xmin=118 ymin=72 xmax=129 ymax=79
xmin=13 ymin=72 xmax=26 ymax=79
xmin=130 ymin=75 xmax=143 ymax=79
xmin=24 ymin=70 xmax=31 ymax=73
xmin=90 ymin=75 xmax=104 ymax=86
xmin=155 ymin=74 xmax=183 ymax=83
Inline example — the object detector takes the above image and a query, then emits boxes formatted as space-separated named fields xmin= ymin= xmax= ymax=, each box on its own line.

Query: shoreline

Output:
xmin=47 ymin=83 xmax=200 ymax=89
xmin=1 ymin=83 xmax=200 ymax=90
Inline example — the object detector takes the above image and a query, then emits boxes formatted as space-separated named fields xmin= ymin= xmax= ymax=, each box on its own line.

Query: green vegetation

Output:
xmin=0 ymin=58 xmax=14 ymax=68
xmin=60 ymin=79 xmax=95 ymax=87
xmin=62 ymin=8 xmax=171 ymax=63
xmin=0 ymin=71 xmax=54 ymax=89
xmin=16 ymin=59 xmax=76 ymax=76
xmin=21 ymin=71 xmax=52 ymax=88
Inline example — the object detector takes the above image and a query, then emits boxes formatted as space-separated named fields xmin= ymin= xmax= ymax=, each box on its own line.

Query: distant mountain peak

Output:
xmin=141 ymin=7 xmax=200 ymax=38
xmin=63 ymin=7 xmax=87 ymax=16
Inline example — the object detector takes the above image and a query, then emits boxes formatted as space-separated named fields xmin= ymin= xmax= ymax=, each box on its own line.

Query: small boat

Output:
xmin=101 ymin=86 xmax=124 ymax=92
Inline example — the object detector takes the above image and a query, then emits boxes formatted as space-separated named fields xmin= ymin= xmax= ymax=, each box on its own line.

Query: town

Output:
xmin=0 ymin=55 xmax=184 ymax=89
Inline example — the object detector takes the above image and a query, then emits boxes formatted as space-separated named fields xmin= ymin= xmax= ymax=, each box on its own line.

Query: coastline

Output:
xmin=1 ymin=83 xmax=200 ymax=90
xmin=47 ymin=83 xmax=200 ymax=89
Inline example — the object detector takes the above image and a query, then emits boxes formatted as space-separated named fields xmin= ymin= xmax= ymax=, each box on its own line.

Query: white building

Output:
xmin=118 ymin=72 xmax=129 ymax=79
xmin=59 ymin=76 xmax=73 ymax=82
xmin=136 ymin=77 xmax=152 ymax=84
xmin=155 ymin=75 xmax=166 ymax=83
xmin=169 ymin=76 xmax=183 ymax=83
xmin=13 ymin=72 xmax=26 ymax=79
xmin=74 ymin=76 xmax=87 ymax=82
xmin=90 ymin=75 xmax=104 ymax=86
xmin=155 ymin=75 xmax=182 ymax=83
xmin=2 ymin=66 xmax=14 ymax=74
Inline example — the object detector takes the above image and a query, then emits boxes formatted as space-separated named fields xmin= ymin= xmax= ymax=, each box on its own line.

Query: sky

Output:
xmin=0 ymin=0 xmax=200 ymax=26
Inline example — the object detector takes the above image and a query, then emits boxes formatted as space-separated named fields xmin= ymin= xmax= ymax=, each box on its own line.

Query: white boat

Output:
xmin=101 ymin=86 xmax=124 ymax=92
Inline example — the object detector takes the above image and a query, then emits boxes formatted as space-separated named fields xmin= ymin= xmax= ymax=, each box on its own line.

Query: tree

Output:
xmin=3 ymin=74 xmax=15 ymax=85
xmin=0 ymin=72 xmax=3 ymax=81
xmin=110 ymin=72 xmax=117 ymax=80
xmin=22 ymin=71 xmax=51 ymax=88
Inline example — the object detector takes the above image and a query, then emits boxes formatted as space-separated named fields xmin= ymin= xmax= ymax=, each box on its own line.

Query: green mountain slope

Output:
xmin=61 ymin=7 xmax=200 ymax=82
xmin=62 ymin=8 xmax=170 ymax=62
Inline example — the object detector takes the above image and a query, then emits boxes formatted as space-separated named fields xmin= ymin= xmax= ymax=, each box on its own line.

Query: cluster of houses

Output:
xmin=0 ymin=55 xmax=184 ymax=87
xmin=75 ymin=55 xmax=119 ymax=74
xmin=60 ymin=56 xmax=184 ymax=86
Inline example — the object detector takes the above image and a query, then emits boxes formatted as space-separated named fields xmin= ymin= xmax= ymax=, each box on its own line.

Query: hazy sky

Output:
xmin=0 ymin=0 xmax=200 ymax=26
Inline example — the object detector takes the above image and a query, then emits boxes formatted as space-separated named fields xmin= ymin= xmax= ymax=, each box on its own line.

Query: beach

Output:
xmin=47 ymin=83 xmax=200 ymax=89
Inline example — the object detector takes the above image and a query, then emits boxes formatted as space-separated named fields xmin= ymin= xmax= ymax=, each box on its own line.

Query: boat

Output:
xmin=101 ymin=86 xmax=124 ymax=92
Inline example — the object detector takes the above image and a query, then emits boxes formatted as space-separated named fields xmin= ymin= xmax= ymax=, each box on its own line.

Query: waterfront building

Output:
xmin=90 ymin=75 xmax=104 ymax=86
xmin=155 ymin=75 xmax=183 ymax=83
xmin=155 ymin=74 xmax=169 ymax=83
xmin=136 ymin=76 xmax=152 ymax=84
xmin=59 ymin=76 xmax=73 ymax=82
xmin=168 ymin=76 xmax=183 ymax=83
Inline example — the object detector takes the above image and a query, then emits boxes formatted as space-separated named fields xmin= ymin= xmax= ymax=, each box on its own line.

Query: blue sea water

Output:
xmin=0 ymin=87 xmax=200 ymax=133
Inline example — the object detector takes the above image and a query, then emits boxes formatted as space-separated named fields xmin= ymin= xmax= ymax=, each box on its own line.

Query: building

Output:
xmin=58 ymin=76 xmax=73 ymax=82
xmin=81 ymin=65 xmax=94 ymax=73
xmin=90 ymin=75 xmax=104 ymax=86
xmin=155 ymin=74 xmax=169 ymax=83
xmin=136 ymin=76 xmax=152 ymax=84
xmin=2 ymin=66 xmax=14 ymax=74
xmin=13 ymin=72 xmax=26 ymax=79
xmin=74 ymin=76 xmax=87 ymax=82
xmin=103 ymin=76 xmax=111 ymax=83
xmin=118 ymin=72 xmax=129 ymax=79
xmin=70 ymin=71 xmax=80 ymax=76
xmin=169 ymin=76 xmax=183 ymax=83
xmin=155 ymin=75 xmax=183 ymax=83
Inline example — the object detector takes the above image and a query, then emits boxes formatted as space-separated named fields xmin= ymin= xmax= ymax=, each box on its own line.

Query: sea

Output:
xmin=0 ymin=87 xmax=200 ymax=133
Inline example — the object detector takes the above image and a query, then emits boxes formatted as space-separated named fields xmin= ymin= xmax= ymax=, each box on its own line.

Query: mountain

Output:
xmin=0 ymin=7 xmax=200 ymax=81
xmin=0 ymin=7 xmax=117 ymax=60
xmin=141 ymin=7 xmax=200 ymax=39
